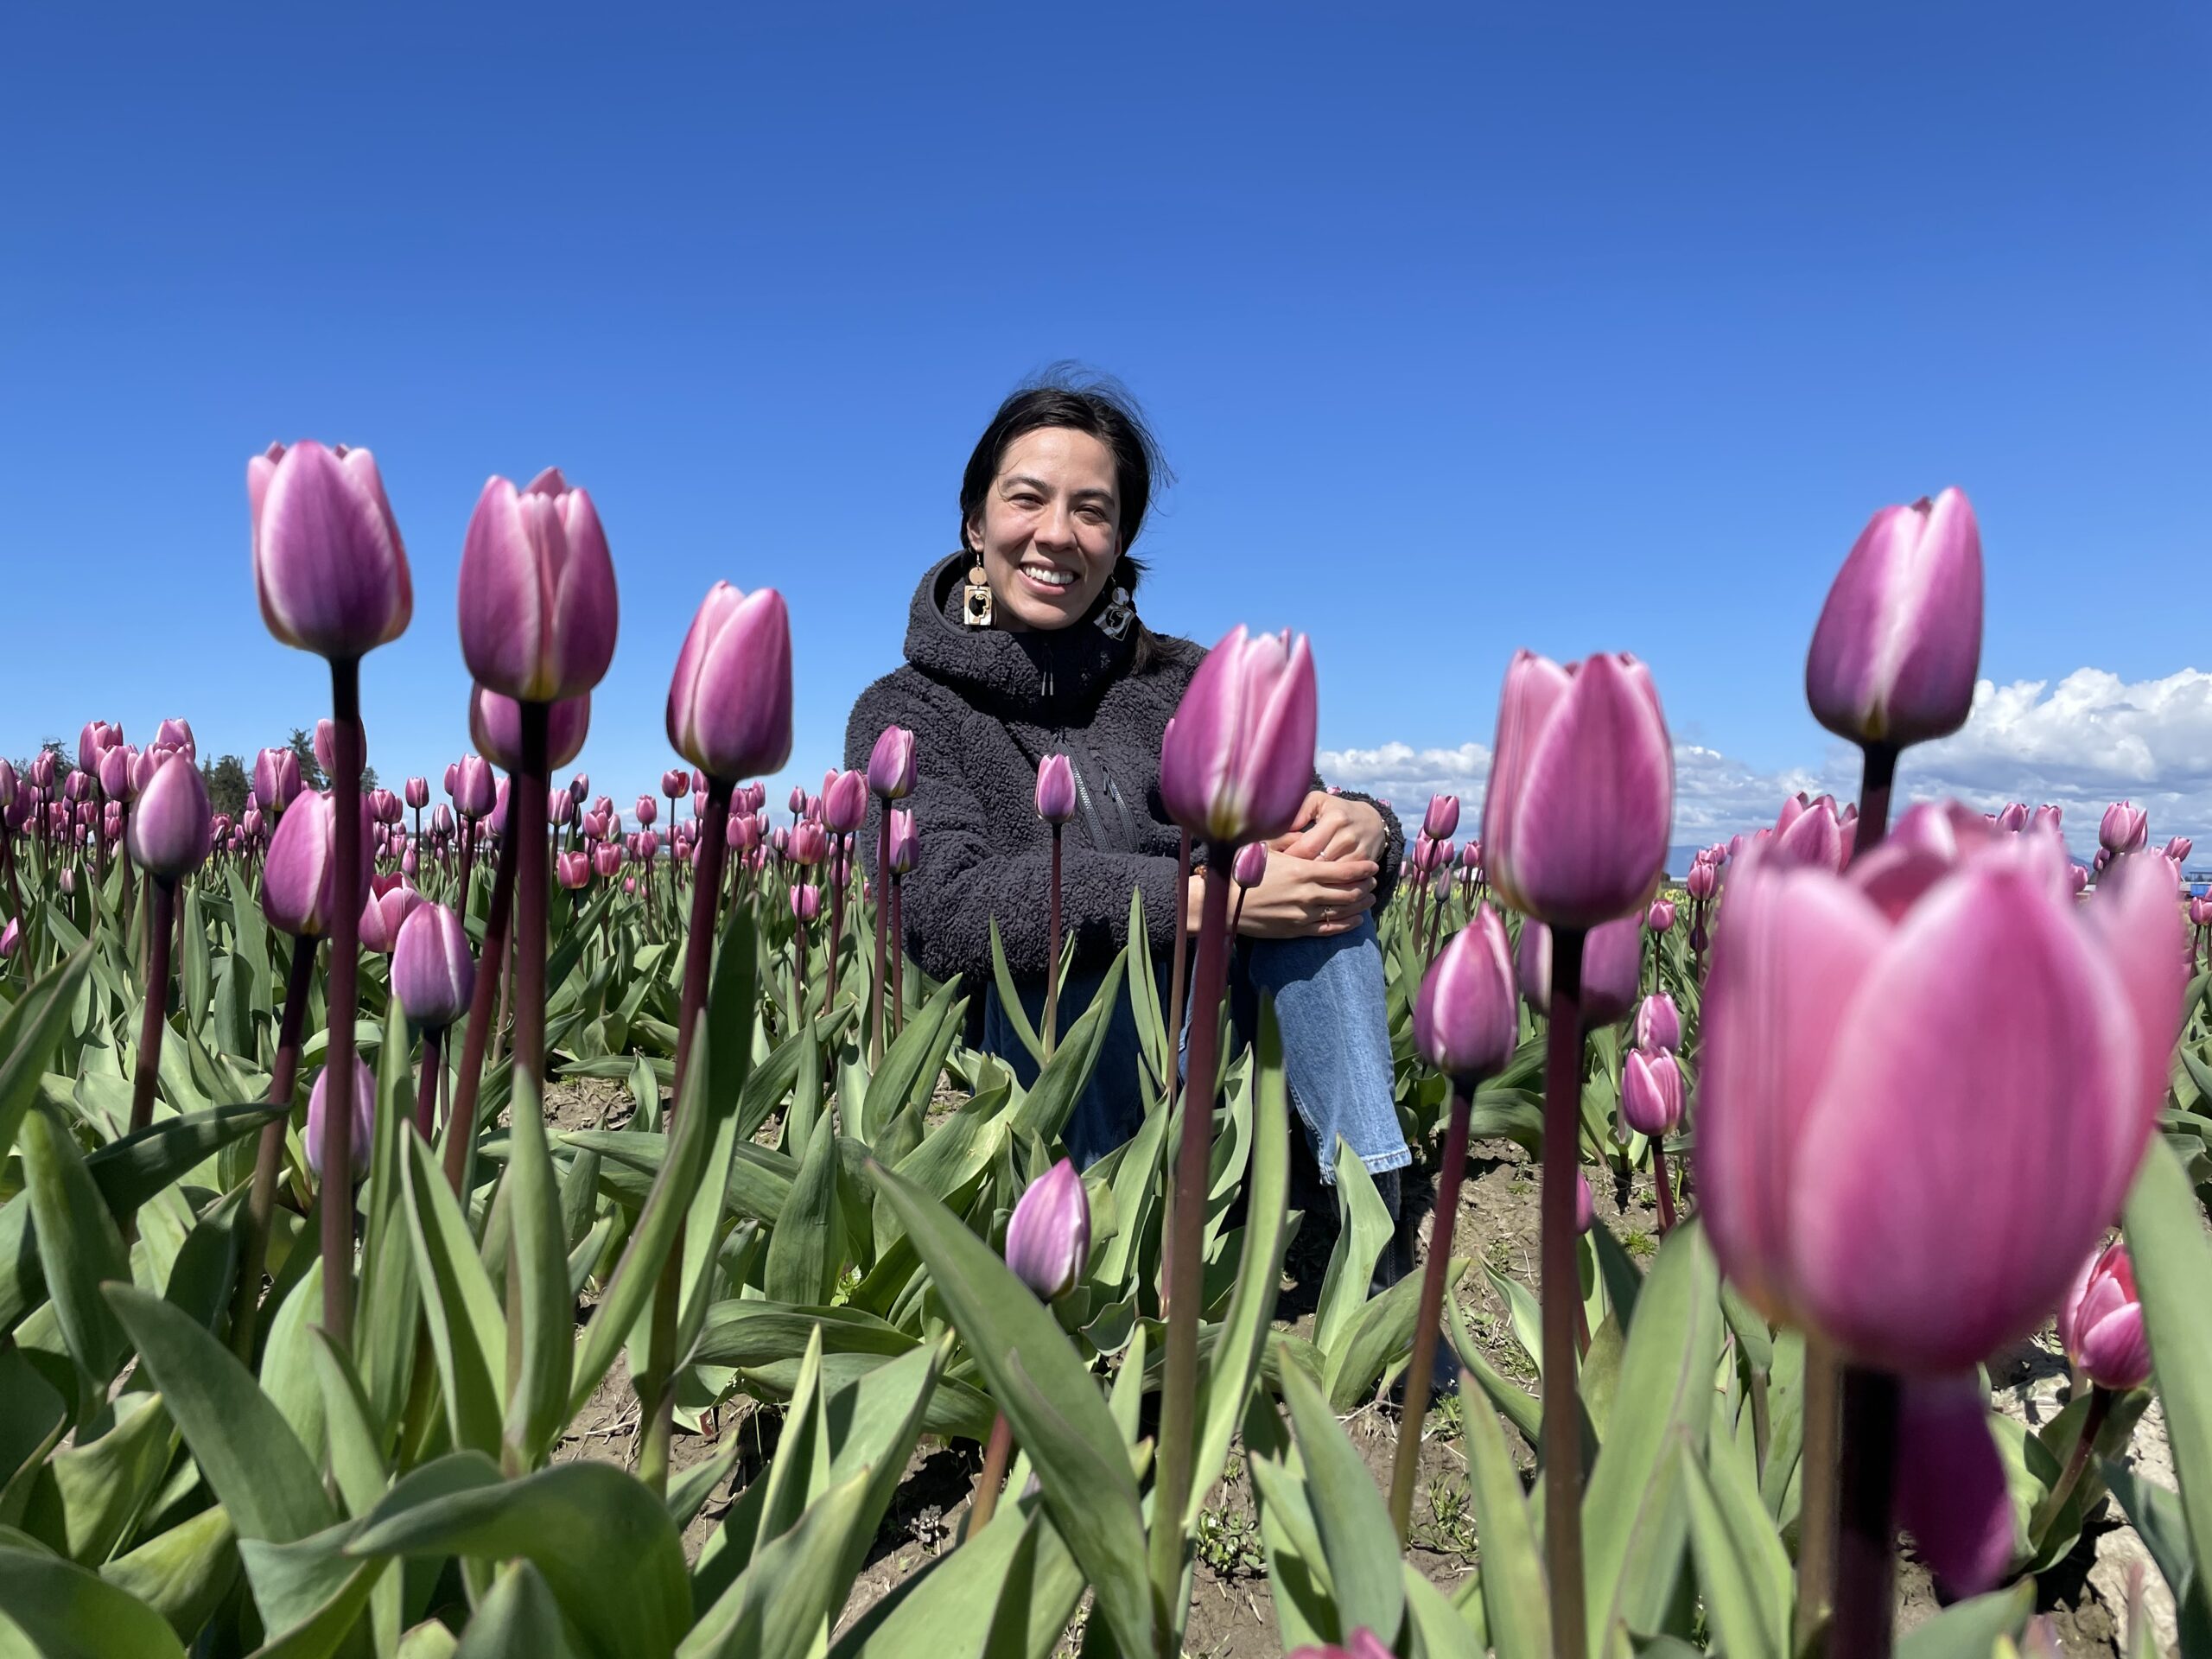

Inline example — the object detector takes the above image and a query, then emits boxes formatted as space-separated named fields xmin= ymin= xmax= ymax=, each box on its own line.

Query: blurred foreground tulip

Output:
xmin=1804 ymin=488 xmax=1981 ymax=750
xmin=1481 ymin=650 xmax=1673 ymax=929
xmin=1158 ymin=626 xmax=1317 ymax=845
xmin=1516 ymin=913 xmax=1641 ymax=1027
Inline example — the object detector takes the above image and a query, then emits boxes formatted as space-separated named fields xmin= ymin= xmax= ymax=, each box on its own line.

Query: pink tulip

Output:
xmin=1004 ymin=1158 xmax=1090 ymax=1300
xmin=468 ymin=684 xmax=590 ymax=773
xmin=1231 ymin=840 xmax=1270 ymax=889
xmin=1770 ymin=793 xmax=1849 ymax=873
xmin=869 ymin=725 xmax=918 ymax=800
xmin=1685 ymin=861 xmax=1719 ymax=901
xmin=248 ymin=441 xmax=412 ymax=659
xmin=789 ymin=821 xmax=828 ymax=866
xmin=2056 ymin=1239 xmax=2150 ymax=1393
xmin=1035 ymin=754 xmax=1078 ymax=826
xmin=1423 ymin=794 xmax=1460 ymax=841
xmin=886 ymin=810 xmax=918 ymax=874
xmin=1482 ymin=651 xmax=1674 ymax=930
xmin=391 ymin=902 xmax=474 ymax=1030
xmin=1698 ymin=830 xmax=2183 ymax=1374
xmin=404 ymin=776 xmax=429 ymax=810
xmin=1804 ymin=488 xmax=1982 ymax=749
xmin=635 ymin=795 xmax=658 ymax=827
xmin=550 ymin=789 xmax=575 ymax=826
xmin=1891 ymin=1374 xmax=2016 ymax=1596
xmin=97 ymin=746 xmax=137 ymax=802
xmin=2164 ymin=836 xmax=2193 ymax=865
xmin=1414 ymin=907 xmax=1518 ymax=1082
xmin=1645 ymin=898 xmax=1676 ymax=932
xmin=592 ymin=842 xmax=622 ymax=879
xmin=358 ymin=874 xmax=423 ymax=954
xmin=0 ymin=918 xmax=17 ymax=959
xmin=305 ymin=1056 xmax=378 ymax=1182
xmin=1621 ymin=1046 xmax=1684 ymax=1137
xmin=2099 ymin=801 xmax=2149 ymax=855
xmin=666 ymin=583 xmax=794 ymax=783
xmin=1995 ymin=802 xmax=2029 ymax=832
xmin=1159 ymin=626 xmax=1318 ymax=845
xmin=790 ymin=883 xmax=822 ymax=922
xmin=823 ymin=769 xmax=869 ymax=835
xmin=1633 ymin=992 xmax=1681 ymax=1052
xmin=314 ymin=719 xmax=340 ymax=777
xmin=457 ymin=467 xmax=618 ymax=701
xmin=78 ymin=721 xmax=123 ymax=775
xmin=2032 ymin=804 xmax=2063 ymax=836
xmin=1574 ymin=1171 xmax=1595 ymax=1234
xmin=125 ymin=753 xmax=212 ymax=879
xmin=1516 ymin=913 xmax=1641 ymax=1027
xmin=557 ymin=850 xmax=590 ymax=889
xmin=2190 ymin=895 xmax=2212 ymax=928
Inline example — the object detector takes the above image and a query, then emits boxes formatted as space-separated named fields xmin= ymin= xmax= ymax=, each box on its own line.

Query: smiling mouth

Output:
xmin=1018 ymin=561 xmax=1079 ymax=593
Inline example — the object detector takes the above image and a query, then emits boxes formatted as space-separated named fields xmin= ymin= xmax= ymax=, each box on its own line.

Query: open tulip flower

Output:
xmin=1698 ymin=814 xmax=2184 ymax=1375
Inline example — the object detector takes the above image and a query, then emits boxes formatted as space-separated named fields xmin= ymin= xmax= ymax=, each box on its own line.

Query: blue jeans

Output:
xmin=981 ymin=919 xmax=1413 ymax=1182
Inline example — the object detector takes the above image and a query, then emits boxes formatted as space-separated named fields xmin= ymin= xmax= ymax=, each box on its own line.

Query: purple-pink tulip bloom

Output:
xmin=1696 ymin=823 xmax=2183 ymax=1375
xmin=1482 ymin=650 xmax=1673 ymax=930
xmin=1158 ymin=626 xmax=1318 ymax=846
xmin=391 ymin=902 xmax=475 ymax=1031
xmin=2100 ymin=801 xmax=2149 ymax=855
xmin=457 ymin=467 xmax=618 ymax=702
xmin=869 ymin=725 xmax=918 ymax=800
xmin=1645 ymin=898 xmax=1676 ymax=932
xmin=790 ymin=883 xmax=822 ymax=923
xmin=1035 ymin=754 xmax=1078 ymax=826
xmin=469 ymin=684 xmax=590 ymax=774
xmin=1004 ymin=1158 xmax=1091 ymax=1301
xmin=1633 ymin=992 xmax=1681 ymax=1053
xmin=1232 ymin=840 xmax=1270 ymax=890
xmin=886 ymin=810 xmax=918 ymax=874
xmin=1770 ymin=792 xmax=1849 ymax=873
xmin=1414 ymin=907 xmax=1517 ymax=1083
xmin=1803 ymin=487 xmax=1982 ymax=749
xmin=1423 ymin=793 xmax=1460 ymax=842
xmin=1621 ymin=1046 xmax=1684 ymax=1137
xmin=1516 ymin=913 xmax=1642 ymax=1028
xmin=248 ymin=441 xmax=412 ymax=659
xmin=306 ymin=1056 xmax=378 ymax=1183
xmin=2056 ymin=1240 xmax=2151 ymax=1393
xmin=667 ymin=583 xmax=795 ymax=783
xmin=823 ymin=768 xmax=869 ymax=835
xmin=125 ymin=753 xmax=212 ymax=880
xmin=359 ymin=874 xmax=424 ymax=956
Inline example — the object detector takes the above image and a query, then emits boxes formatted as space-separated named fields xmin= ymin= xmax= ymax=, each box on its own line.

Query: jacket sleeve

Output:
xmin=844 ymin=689 xmax=1185 ymax=989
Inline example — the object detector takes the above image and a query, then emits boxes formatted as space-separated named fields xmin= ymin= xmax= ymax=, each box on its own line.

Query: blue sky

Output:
xmin=3 ymin=3 xmax=2206 ymax=845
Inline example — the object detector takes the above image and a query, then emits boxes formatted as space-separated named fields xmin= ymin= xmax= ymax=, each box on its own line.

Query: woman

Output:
xmin=844 ymin=377 xmax=1412 ymax=1208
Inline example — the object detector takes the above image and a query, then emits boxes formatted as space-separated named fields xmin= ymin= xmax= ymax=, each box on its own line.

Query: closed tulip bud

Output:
xmin=2100 ymin=802 xmax=2149 ymax=855
xmin=886 ymin=809 xmax=918 ymax=874
xmin=401 ymin=844 xmax=419 ymax=877
xmin=404 ymin=776 xmax=429 ymax=810
xmin=1575 ymin=1171 xmax=1595 ymax=1234
xmin=1685 ymin=861 xmax=1719 ymax=901
xmin=374 ymin=788 xmax=405 ymax=824
xmin=1697 ymin=835 xmax=2184 ymax=1373
xmin=1003 ymin=1157 xmax=1092 ymax=1300
xmin=691 ymin=789 xmax=709 ymax=820
xmin=1634 ymin=992 xmax=1682 ymax=1052
xmin=1414 ymin=906 xmax=1517 ymax=1084
xmin=788 ymin=785 xmax=808 ymax=816
xmin=249 ymin=441 xmax=412 ymax=659
xmin=125 ymin=753 xmax=212 ymax=879
xmin=2071 ymin=862 xmax=2091 ymax=895
xmin=592 ymin=842 xmax=622 ymax=879
xmin=569 ymin=772 xmax=590 ymax=804
xmin=468 ymin=683 xmax=590 ymax=773
xmin=458 ymin=467 xmax=618 ymax=701
xmin=59 ymin=866 xmax=75 ymax=895
xmin=789 ymin=821 xmax=828 ymax=866
xmin=1160 ymin=626 xmax=1318 ymax=845
xmin=2164 ymin=836 xmax=2193 ymax=865
xmin=2031 ymin=804 xmax=2062 ymax=836
xmin=1804 ymin=488 xmax=1983 ymax=749
xmin=2190 ymin=896 xmax=2212 ymax=928
xmin=103 ymin=801 xmax=124 ymax=843
xmin=638 ymin=831 xmax=660 ymax=862
xmin=1035 ymin=754 xmax=1078 ymax=826
xmin=78 ymin=721 xmax=121 ymax=775
xmin=359 ymin=874 xmax=423 ymax=955
xmin=391 ymin=903 xmax=474 ymax=1030
xmin=770 ymin=825 xmax=790 ymax=856
xmin=635 ymin=795 xmax=658 ymax=826
xmin=869 ymin=725 xmax=918 ymax=800
xmin=1770 ymin=793 xmax=1848 ymax=873
xmin=557 ymin=850 xmax=590 ymax=889
xmin=1423 ymin=793 xmax=1461 ymax=841
xmin=305 ymin=1056 xmax=377 ymax=1183
xmin=152 ymin=718 xmax=194 ymax=761
xmin=431 ymin=804 xmax=454 ymax=838
xmin=1232 ymin=840 xmax=1270 ymax=890
xmin=1621 ymin=1046 xmax=1685 ymax=1137
xmin=0 ymin=918 xmax=17 ymax=959
xmin=444 ymin=755 xmax=493 ymax=820
xmin=1996 ymin=802 xmax=2029 ymax=833
xmin=728 ymin=813 xmax=760 ymax=853
xmin=823 ymin=768 xmax=869 ymax=834
xmin=95 ymin=746 xmax=135 ymax=802
xmin=2057 ymin=1241 xmax=2150 ymax=1392
xmin=0 ymin=759 xmax=16 ymax=809
xmin=665 ymin=583 xmax=794 ymax=783
xmin=549 ymin=788 xmax=575 ymax=825
xmin=658 ymin=767 xmax=686 ymax=799
xmin=1483 ymin=651 xmax=1675 ymax=929
xmin=1516 ymin=913 xmax=1642 ymax=1027
xmin=790 ymin=883 xmax=821 ymax=922
xmin=1646 ymin=898 xmax=1676 ymax=932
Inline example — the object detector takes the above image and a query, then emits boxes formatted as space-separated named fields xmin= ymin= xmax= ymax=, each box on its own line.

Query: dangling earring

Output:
xmin=1096 ymin=583 xmax=1135 ymax=640
xmin=961 ymin=550 xmax=994 ymax=628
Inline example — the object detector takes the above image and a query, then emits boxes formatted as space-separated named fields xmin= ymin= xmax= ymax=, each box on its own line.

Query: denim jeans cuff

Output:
xmin=1319 ymin=1145 xmax=1414 ymax=1185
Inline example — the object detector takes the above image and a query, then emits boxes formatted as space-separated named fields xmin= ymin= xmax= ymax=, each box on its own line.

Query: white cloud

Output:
xmin=1321 ymin=667 xmax=2212 ymax=856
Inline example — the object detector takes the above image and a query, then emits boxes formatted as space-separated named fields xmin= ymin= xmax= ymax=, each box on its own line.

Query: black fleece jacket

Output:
xmin=843 ymin=554 xmax=1405 ymax=988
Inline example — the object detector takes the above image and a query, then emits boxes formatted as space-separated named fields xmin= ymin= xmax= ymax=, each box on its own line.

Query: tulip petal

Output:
xmin=1894 ymin=1373 xmax=2016 ymax=1597
xmin=2084 ymin=851 xmax=2189 ymax=1178
xmin=1790 ymin=846 xmax=2142 ymax=1372
xmin=1479 ymin=651 xmax=1572 ymax=902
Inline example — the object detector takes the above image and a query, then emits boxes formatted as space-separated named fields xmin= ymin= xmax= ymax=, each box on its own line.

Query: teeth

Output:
xmin=1023 ymin=564 xmax=1074 ymax=588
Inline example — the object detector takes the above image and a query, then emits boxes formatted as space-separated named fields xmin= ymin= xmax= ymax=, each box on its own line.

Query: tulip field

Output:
xmin=6 ymin=455 xmax=2212 ymax=1659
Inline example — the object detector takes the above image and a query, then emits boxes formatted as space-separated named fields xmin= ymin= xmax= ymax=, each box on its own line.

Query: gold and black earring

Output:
xmin=961 ymin=550 xmax=994 ymax=628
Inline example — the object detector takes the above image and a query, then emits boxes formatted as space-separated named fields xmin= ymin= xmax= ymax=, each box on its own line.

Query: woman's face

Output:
xmin=967 ymin=427 xmax=1122 ymax=632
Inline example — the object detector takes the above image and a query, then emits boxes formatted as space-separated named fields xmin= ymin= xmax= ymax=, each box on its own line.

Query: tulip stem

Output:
xmin=890 ymin=875 xmax=906 ymax=1037
xmin=442 ymin=811 xmax=518 ymax=1198
xmin=826 ymin=836 xmax=847 ymax=1010
xmin=1164 ymin=831 xmax=1192 ymax=1116
xmin=1148 ymin=861 xmax=1233 ymax=1635
xmin=870 ymin=813 xmax=892 ymax=1065
xmin=129 ymin=876 xmax=177 ymax=1140
xmin=1539 ymin=924 xmax=1590 ymax=1659
xmin=967 ymin=1411 xmax=1015 ymax=1537
xmin=1795 ymin=1335 xmax=1840 ymax=1649
xmin=231 ymin=937 xmax=317 ymax=1361
xmin=1651 ymin=1141 xmax=1676 ymax=1236
xmin=639 ymin=775 xmax=734 ymax=1499
xmin=320 ymin=659 xmax=364 ymax=1347
xmin=1043 ymin=825 xmax=1063 ymax=1058
xmin=1853 ymin=742 xmax=1897 ymax=861
xmin=1831 ymin=1366 xmax=1900 ymax=1659
xmin=1391 ymin=1079 xmax=1474 ymax=1540
xmin=415 ymin=1027 xmax=443 ymax=1141
xmin=2033 ymin=1385 xmax=2113 ymax=1544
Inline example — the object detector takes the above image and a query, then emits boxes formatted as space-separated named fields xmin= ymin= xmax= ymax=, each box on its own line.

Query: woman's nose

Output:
xmin=1035 ymin=502 xmax=1077 ymax=550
